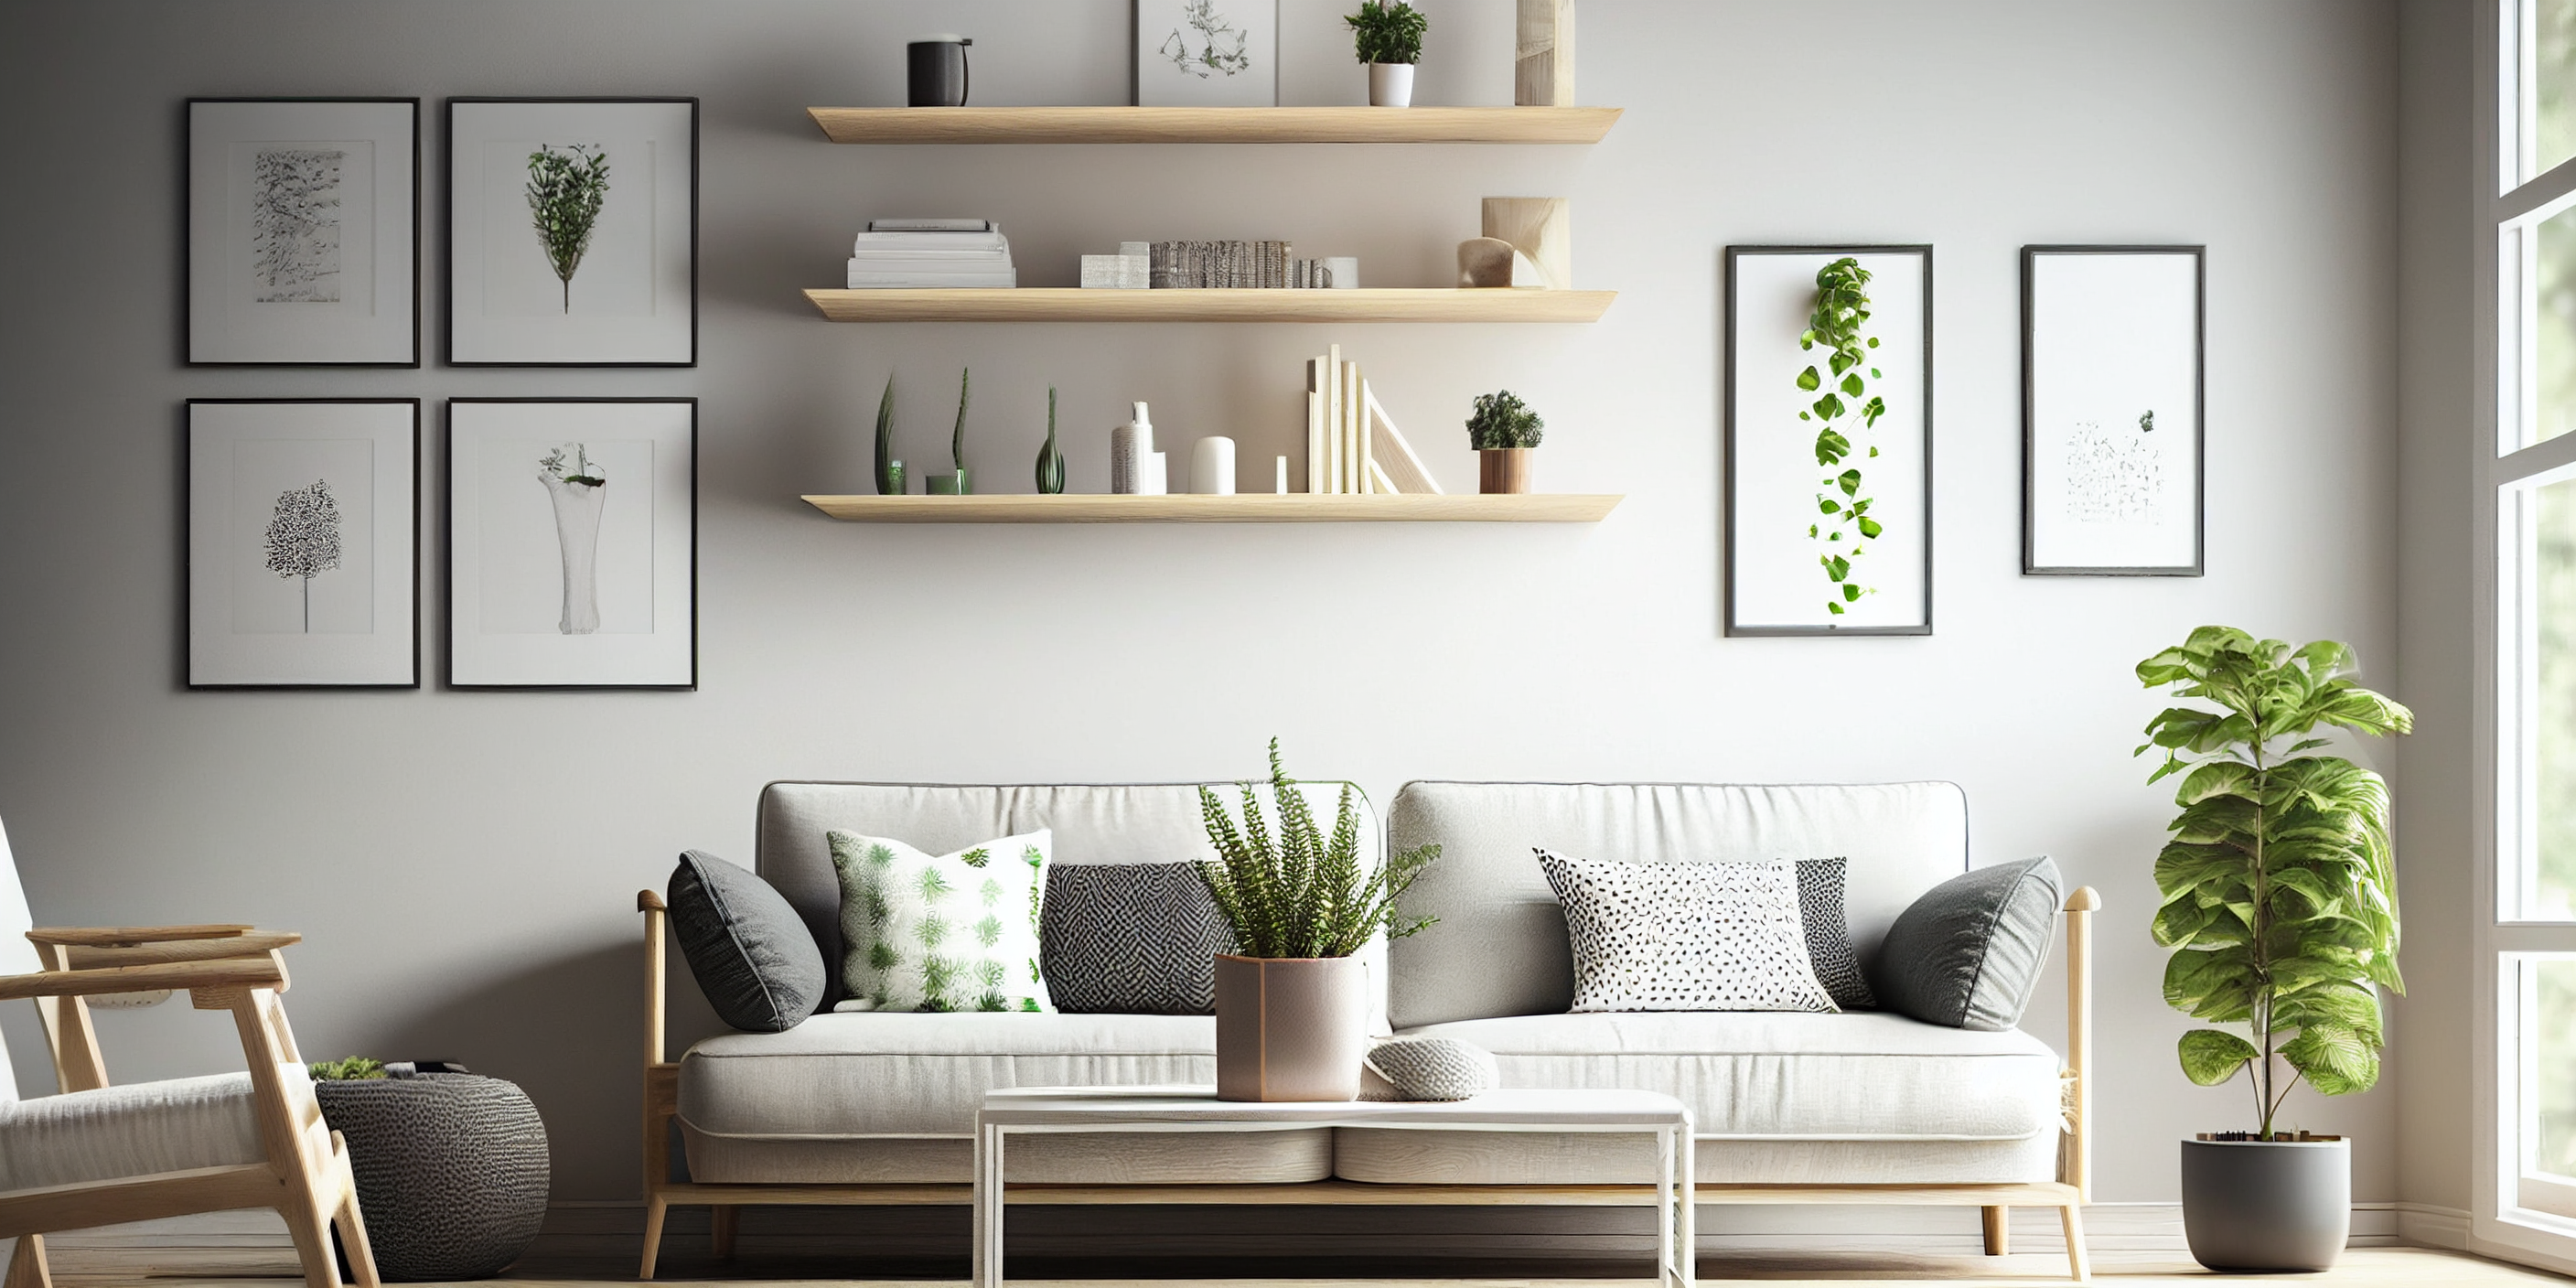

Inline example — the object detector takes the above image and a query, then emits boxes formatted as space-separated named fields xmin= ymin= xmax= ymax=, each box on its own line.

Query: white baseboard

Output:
xmin=2399 ymin=1202 xmax=2473 ymax=1250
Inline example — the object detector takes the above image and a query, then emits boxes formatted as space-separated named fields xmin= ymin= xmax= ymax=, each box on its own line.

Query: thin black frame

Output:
xmin=2021 ymin=245 xmax=2207 ymax=577
xmin=443 ymin=397 xmax=699 ymax=691
xmin=443 ymin=97 xmax=701 ymax=369
xmin=184 ymin=398 xmax=424 ymax=690
xmin=185 ymin=98 xmax=423 ymax=369
xmin=1723 ymin=244 xmax=1936 ymax=638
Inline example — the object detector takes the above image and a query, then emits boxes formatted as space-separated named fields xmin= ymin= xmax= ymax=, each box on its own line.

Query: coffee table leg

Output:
xmin=1678 ymin=1122 xmax=1696 ymax=1287
xmin=974 ymin=1122 xmax=1004 ymax=1288
xmin=1656 ymin=1125 xmax=1676 ymax=1286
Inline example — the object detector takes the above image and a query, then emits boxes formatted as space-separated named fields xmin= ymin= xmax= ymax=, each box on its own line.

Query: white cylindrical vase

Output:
xmin=1368 ymin=62 xmax=1415 ymax=108
xmin=1111 ymin=403 xmax=1154 ymax=495
xmin=1192 ymin=437 xmax=1236 ymax=495
xmin=1144 ymin=453 xmax=1168 ymax=496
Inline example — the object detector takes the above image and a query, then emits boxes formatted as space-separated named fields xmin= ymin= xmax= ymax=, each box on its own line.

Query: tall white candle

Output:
xmin=1191 ymin=437 xmax=1237 ymax=495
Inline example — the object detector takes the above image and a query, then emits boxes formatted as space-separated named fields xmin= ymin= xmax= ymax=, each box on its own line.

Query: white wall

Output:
xmin=0 ymin=1 xmax=2400 ymax=1204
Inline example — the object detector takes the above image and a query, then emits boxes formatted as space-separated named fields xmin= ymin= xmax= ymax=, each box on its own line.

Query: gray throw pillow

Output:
xmin=1869 ymin=856 xmax=2063 ymax=1031
xmin=1796 ymin=858 xmax=1877 ymax=1010
xmin=669 ymin=850 xmax=827 ymax=1033
xmin=1040 ymin=863 xmax=1234 ymax=1014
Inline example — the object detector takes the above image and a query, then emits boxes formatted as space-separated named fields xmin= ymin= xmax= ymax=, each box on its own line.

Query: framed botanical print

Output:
xmin=2023 ymin=245 xmax=2206 ymax=576
xmin=187 ymin=99 xmax=419 ymax=366
xmin=1136 ymin=0 xmax=1278 ymax=107
xmin=445 ymin=98 xmax=697 ymax=366
xmin=188 ymin=400 xmax=419 ymax=687
xmin=446 ymin=399 xmax=696 ymax=689
xmin=1724 ymin=245 xmax=1935 ymax=637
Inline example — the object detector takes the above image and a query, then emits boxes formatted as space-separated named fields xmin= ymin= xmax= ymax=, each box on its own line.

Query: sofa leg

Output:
xmin=1981 ymin=1205 xmax=2008 ymax=1256
xmin=639 ymin=1194 xmax=669 ymax=1281
xmin=712 ymin=1206 xmax=738 ymax=1259
xmin=2059 ymin=1205 xmax=2090 ymax=1282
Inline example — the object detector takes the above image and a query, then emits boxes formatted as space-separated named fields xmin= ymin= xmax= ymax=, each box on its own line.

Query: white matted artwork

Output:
xmin=2023 ymin=246 xmax=2205 ymax=575
xmin=188 ymin=100 xmax=418 ymax=366
xmin=447 ymin=399 xmax=696 ymax=689
xmin=1137 ymin=0 xmax=1278 ymax=106
xmin=188 ymin=400 xmax=418 ymax=687
xmin=1725 ymin=246 xmax=1933 ymax=637
xmin=446 ymin=99 xmax=696 ymax=366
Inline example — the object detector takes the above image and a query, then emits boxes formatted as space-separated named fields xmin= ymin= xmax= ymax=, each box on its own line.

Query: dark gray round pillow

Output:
xmin=1868 ymin=856 xmax=2064 ymax=1031
xmin=669 ymin=850 xmax=826 ymax=1031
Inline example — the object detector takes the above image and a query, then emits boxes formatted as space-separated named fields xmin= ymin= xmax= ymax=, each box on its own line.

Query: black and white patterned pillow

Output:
xmin=1039 ymin=863 xmax=1235 ymax=1014
xmin=1537 ymin=850 xmax=1839 ymax=1014
xmin=1796 ymin=858 xmax=1877 ymax=1010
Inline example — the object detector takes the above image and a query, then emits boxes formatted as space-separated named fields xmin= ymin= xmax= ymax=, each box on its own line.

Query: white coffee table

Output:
xmin=972 ymin=1084 xmax=1694 ymax=1287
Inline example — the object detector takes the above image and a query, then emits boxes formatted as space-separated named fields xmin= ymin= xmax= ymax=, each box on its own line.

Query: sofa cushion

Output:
xmin=679 ymin=1011 xmax=1219 ymax=1137
xmin=0 ymin=1072 xmax=263 ymax=1193
xmin=1386 ymin=782 xmax=1968 ymax=1029
xmin=829 ymin=829 xmax=1053 ymax=1013
xmin=1389 ymin=1011 xmax=2061 ymax=1141
xmin=1797 ymin=858 xmax=1877 ymax=1010
xmin=1539 ymin=851 xmax=1837 ymax=1014
xmin=669 ymin=850 xmax=827 ymax=1033
xmin=1041 ymin=862 xmax=1231 ymax=1014
xmin=1871 ymin=856 xmax=2063 ymax=1031
xmin=1332 ymin=1131 xmax=2058 ymax=1186
xmin=678 ymin=1121 xmax=1332 ymax=1186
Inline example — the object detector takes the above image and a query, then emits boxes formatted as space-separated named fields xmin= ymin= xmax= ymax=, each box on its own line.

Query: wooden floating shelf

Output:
xmin=808 ymin=106 xmax=1622 ymax=145
xmin=800 ymin=493 xmax=1623 ymax=524
xmin=805 ymin=288 xmax=1615 ymax=324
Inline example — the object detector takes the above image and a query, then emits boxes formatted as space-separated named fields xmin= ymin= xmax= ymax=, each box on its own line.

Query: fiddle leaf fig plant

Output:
xmin=1796 ymin=256 xmax=1886 ymax=616
xmin=2136 ymin=627 xmax=2412 ymax=1138
xmin=1197 ymin=738 xmax=1438 ymax=959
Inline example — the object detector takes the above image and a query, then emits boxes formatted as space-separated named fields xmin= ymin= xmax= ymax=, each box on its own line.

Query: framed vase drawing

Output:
xmin=187 ymin=99 xmax=419 ymax=366
xmin=187 ymin=400 xmax=419 ymax=688
xmin=2023 ymin=245 xmax=2206 ymax=575
xmin=446 ymin=399 xmax=696 ymax=689
xmin=445 ymin=99 xmax=697 ymax=366
xmin=1136 ymin=0 xmax=1277 ymax=106
xmin=1724 ymin=245 xmax=1934 ymax=637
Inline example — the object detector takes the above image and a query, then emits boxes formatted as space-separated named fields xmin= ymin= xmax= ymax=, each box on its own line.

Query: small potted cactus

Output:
xmin=1466 ymin=390 xmax=1543 ymax=494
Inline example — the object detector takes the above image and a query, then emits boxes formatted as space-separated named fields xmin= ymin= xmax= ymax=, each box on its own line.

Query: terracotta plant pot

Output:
xmin=1213 ymin=954 xmax=1370 ymax=1101
xmin=1479 ymin=447 xmax=1533 ymax=495
xmin=2179 ymin=1136 xmax=2350 ymax=1272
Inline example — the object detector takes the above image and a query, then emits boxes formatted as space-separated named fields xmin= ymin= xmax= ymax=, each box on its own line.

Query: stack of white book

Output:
xmin=1305 ymin=345 xmax=1441 ymax=495
xmin=845 ymin=219 xmax=1016 ymax=289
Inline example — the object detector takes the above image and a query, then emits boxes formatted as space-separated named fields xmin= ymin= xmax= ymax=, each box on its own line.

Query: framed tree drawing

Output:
xmin=445 ymin=99 xmax=697 ymax=366
xmin=187 ymin=99 xmax=419 ymax=366
xmin=447 ymin=399 xmax=696 ymax=689
xmin=188 ymin=400 xmax=419 ymax=687
xmin=1136 ymin=0 xmax=1278 ymax=106
xmin=1724 ymin=245 xmax=1934 ymax=637
xmin=2023 ymin=245 xmax=2206 ymax=575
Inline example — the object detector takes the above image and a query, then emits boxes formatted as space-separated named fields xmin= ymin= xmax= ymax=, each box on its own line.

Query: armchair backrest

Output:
xmin=0 ymin=817 xmax=33 ymax=1102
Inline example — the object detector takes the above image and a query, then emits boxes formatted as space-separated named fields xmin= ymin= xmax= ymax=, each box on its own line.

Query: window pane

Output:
xmin=2533 ymin=207 xmax=2576 ymax=448
xmin=2540 ymin=0 xmax=2576 ymax=180
xmin=2528 ymin=961 xmax=2576 ymax=1192
xmin=2534 ymin=478 xmax=2576 ymax=918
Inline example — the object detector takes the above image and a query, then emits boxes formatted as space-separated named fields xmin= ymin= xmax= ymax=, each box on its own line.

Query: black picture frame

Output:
xmin=1723 ymin=244 xmax=1936 ymax=638
xmin=444 ymin=397 xmax=698 ymax=691
xmin=185 ymin=398 xmax=422 ymax=689
xmin=2022 ymin=244 xmax=2207 ymax=576
xmin=444 ymin=97 xmax=700 ymax=368
xmin=185 ymin=98 xmax=422 ymax=368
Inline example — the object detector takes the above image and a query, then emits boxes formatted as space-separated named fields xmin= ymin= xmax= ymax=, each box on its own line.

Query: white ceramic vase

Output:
xmin=1368 ymin=62 xmax=1414 ymax=108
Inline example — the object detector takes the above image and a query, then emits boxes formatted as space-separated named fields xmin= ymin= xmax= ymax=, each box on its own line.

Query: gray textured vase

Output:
xmin=314 ymin=1074 xmax=551 ymax=1282
xmin=2179 ymin=1137 xmax=2350 ymax=1272
xmin=1213 ymin=955 xmax=1369 ymax=1101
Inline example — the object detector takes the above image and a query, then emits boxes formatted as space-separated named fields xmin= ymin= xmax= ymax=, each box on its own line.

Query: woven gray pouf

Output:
xmin=1360 ymin=1037 xmax=1498 ymax=1101
xmin=313 ymin=1073 xmax=550 ymax=1282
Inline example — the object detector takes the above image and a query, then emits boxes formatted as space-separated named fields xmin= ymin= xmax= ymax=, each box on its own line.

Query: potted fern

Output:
xmin=2135 ymin=627 xmax=2411 ymax=1272
xmin=1466 ymin=390 xmax=1543 ymax=494
xmin=1346 ymin=1 xmax=1428 ymax=107
xmin=1198 ymin=739 xmax=1438 ymax=1100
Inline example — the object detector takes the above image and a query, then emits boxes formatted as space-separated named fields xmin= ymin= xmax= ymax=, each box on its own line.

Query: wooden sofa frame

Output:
xmin=0 ymin=926 xmax=378 ymax=1288
xmin=635 ymin=886 xmax=2099 ymax=1282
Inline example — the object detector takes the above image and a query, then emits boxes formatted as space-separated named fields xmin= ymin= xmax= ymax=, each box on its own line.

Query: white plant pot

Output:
xmin=1368 ymin=62 xmax=1415 ymax=108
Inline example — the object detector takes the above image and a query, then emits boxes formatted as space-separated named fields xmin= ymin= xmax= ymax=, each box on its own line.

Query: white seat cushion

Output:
xmin=1390 ymin=1012 xmax=2062 ymax=1141
xmin=0 ymin=1073 xmax=263 ymax=1193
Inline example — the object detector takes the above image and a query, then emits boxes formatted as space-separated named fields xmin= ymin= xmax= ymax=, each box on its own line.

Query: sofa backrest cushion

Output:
xmin=1386 ymin=781 xmax=1970 ymax=1030
xmin=757 ymin=782 xmax=1382 ymax=1018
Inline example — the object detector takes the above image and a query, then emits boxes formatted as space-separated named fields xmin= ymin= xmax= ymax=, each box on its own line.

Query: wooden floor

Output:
xmin=20 ymin=1243 xmax=2570 ymax=1286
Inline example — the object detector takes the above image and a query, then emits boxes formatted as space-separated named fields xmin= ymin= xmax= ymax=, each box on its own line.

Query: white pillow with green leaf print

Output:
xmin=827 ymin=828 xmax=1054 ymax=1013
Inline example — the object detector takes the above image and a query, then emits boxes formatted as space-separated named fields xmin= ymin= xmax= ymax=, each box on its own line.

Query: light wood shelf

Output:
xmin=800 ymin=493 xmax=1622 ymax=523
xmin=809 ymin=106 xmax=1621 ymax=145
xmin=805 ymin=287 xmax=1615 ymax=324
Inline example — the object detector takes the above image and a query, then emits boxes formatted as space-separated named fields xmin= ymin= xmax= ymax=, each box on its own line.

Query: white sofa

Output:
xmin=637 ymin=779 xmax=2096 ymax=1279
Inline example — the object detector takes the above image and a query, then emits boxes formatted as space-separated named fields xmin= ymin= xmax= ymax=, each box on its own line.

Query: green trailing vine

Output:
xmin=1795 ymin=257 xmax=1886 ymax=616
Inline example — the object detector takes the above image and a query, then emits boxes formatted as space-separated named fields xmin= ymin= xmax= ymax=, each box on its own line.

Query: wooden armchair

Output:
xmin=0 ymin=835 xmax=377 ymax=1288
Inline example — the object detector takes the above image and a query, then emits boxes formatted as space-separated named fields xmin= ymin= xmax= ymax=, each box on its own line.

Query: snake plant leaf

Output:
xmin=2178 ymin=1029 xmax=2259 ymax=1086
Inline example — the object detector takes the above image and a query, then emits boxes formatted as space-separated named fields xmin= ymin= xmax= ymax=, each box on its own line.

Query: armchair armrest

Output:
xmin=0 ymin=955 xmax=286 ymax=1003
xmin=27 ymin=924 xmax=255 ymax=948
xmin=62 ymin=931 xmax=300 ymax=969
xmin=2060 ymin=886 xmax=2100 ymax=1203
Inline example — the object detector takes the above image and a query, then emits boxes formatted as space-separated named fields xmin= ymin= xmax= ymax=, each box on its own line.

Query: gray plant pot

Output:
xmin=2179 ymin=1137 xmax=2350 ymax=1272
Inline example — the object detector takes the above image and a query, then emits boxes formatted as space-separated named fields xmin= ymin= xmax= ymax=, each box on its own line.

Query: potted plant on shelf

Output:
xmin=928 ymin=368 xmax=973 ymax=495
xmin=1466 ymin=390 xmax=1543 ymax=494
xmin=1197 ymin=738 xmax=1439 ymax=1101
xmin=2135 ymin=627 xmax=2413 ymax=1272
xmin=1347 ymin=1 xmax=1428 ymax=108
xmin=874 ymin=376 xmax=904 ymax=496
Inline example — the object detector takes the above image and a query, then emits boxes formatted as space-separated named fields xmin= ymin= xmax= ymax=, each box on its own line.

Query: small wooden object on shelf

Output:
xmin=807 ymin=106 xmax=1618 ymax=145
xmin=799 ymin=493 xmax=1620 ymax=524
xmin=1517 ymin=0 xmax=1576 ymax=107
xmin=805 ymin=288 xmax=1613 ymax=324
xmin=1480 ymin=448 xmax=1534 ymax=495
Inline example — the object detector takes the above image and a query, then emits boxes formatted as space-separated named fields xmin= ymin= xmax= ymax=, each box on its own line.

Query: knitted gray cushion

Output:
xmin=669 ymin=850 xmax=827 ymax=1031
xmin=1040 ymin=863 xmax=1233 ymax=1014
xmin=313 ymin=1074 xmax=548 ymax=1282
xmin=1869 ymin=856 xmax=2063 ymax=1031
xmin=1361 ymin=1037 xmax=1497 ymax=1101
